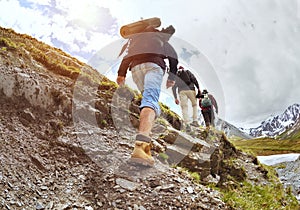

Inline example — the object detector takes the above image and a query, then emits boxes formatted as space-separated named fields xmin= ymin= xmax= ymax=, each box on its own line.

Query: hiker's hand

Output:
xmin=117 ymin=76 xmax=125 ymax=86
xmin=196 ymin=90 xmax=201 ymax=98
xmin=166 ymin=79 xmax=175 ymax=88
xmin=175 ymin=99 xmax=179 ymax=105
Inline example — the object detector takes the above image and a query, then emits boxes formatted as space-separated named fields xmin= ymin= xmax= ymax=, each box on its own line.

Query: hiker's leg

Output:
xmin=138 ymin=63 xmax=164 ymax=136
xmin=131 ymin=65 xmax=146 ymax=92
xmin=138 ymin=107 xmax=156 ymax=136
xmin=179 ymin=90 xmax=189 ymax=124
xmin=187 ymin=90 xmax=198 ymax=122
xmin=208 ymin=109 xmax=213 ymax=125
xmin=202 ymin=110 xmax=210 ymax=127
xmin=211 ymin=109 xmax=215 ymax=127
xmin=130 ymin=63 xmax=163 ymax=166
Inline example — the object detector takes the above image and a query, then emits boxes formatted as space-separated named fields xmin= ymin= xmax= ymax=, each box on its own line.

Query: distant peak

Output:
xmin=244 ymin=103 xmax=300 ymax=138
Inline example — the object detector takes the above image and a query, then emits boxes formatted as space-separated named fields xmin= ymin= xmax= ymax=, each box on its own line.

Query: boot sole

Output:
xmin=128 ymin=157 xmax=154 ymax=167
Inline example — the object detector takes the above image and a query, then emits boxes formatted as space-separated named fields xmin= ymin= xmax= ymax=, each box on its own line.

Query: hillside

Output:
xmin=0 ymin=26 xmax=298 ymax=209
xmin=278 ymin=117 xmax=300 ymax=140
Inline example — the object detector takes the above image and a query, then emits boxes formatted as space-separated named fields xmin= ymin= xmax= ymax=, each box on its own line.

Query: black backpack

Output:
xmin=178 ymin=70 xmax=191 ymax=85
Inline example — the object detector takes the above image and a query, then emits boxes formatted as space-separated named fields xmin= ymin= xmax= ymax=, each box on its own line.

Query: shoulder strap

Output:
xmin=118 ymin=40 xmax=130 ymax=57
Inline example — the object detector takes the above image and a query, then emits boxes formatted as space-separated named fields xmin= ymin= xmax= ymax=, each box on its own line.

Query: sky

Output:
xmin=1 ymin=0 xmax=300 ymax=128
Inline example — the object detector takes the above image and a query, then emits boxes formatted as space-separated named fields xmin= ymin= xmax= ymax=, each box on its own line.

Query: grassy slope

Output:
xmin=279 ymin=127 xmax=300 ymax=141
xmin=230 ymin=137 xmax=300 ymax=156
xmin=221 ymin=181 xmax=298 ymax=210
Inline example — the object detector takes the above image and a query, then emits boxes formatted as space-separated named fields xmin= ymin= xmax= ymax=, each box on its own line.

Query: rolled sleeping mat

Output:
xmin=120 ymin=17 xmax=161 ymax=38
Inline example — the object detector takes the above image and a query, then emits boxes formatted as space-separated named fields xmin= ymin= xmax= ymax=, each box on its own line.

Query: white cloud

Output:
xmin=26 ymin=0 xmax=51 ymax=6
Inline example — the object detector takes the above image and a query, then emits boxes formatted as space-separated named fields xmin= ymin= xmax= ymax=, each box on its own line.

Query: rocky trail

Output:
xmin=0 ymin=91 xmax=229 ymax=209
xmin=0 ymin=78 xmax=272 ymax=209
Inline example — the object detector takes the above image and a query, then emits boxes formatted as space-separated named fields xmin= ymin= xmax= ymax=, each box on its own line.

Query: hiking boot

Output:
xmin=190 ymin=121 xmax=199 ymax=127
xmin=130 ymin=135 xmax=154 ymax=166
xmin=205 ymin=125 xmax=210 ymax=132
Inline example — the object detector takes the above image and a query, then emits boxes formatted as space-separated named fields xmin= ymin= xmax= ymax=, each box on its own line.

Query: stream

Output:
xmin=257 ymin=153 xmax=300 ymax=202
xmin=257 ymin=153 xmax=300 ymax=166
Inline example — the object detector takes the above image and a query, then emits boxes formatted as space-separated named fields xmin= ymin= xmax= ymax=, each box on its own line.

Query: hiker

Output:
xmin=198 ymin=89 xmax=218 ymax=130
xmin=116 ymin=23 xmax=178 ymax=166
xmin=172 ymin=66 xmax=201 ymax=131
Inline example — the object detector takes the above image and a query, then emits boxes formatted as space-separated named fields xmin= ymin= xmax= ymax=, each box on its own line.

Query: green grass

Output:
xmin=279 ymin=129 xmax=300 ymax=141
xmin=1 ymin=26 xmax=98 ymax=82
xmin=225 ymin=137 xmax=299 ymax=208
xmin=0 ymin=37 xmax=17 ymax=49
xmin=159 ymin=102 xmax=181 ymax=129
xmin=221 ymin=181 xmax=299 ymax=210
xmin=190 ymin=172 xmax=200 ymax=183
xmin=156 ymin=117 xmax=169 ymax=127
xmin=159 ymin=102 xmax=177 ymax=118
xmin=176 ymin=167 xmax=201 ymax=183
xmin=158 ymin=152 xmax=169 ymax=161
xmin=230 ymin=137 xmax=300 ymax=156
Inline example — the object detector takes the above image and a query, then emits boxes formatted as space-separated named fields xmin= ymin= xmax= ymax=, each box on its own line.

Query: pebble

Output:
xmin=36 ymin=202 xmax=44 ymax=210
xmin=116 ymin=178 xmax=139 ymax=191
xmin=40 ymin=186 xmax=48 ymax=191
xmin=187 ymin=186 xmax=194 ymax=194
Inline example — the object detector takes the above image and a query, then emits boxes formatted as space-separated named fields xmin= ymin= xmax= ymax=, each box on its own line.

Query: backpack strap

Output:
xmin=118 ymin=39 xmax=131 ymax=57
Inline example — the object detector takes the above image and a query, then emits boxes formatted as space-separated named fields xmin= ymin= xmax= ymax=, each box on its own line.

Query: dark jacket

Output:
xmin=172 ymin=70 xmax=200 ymax=99
xmin=118 ymin=31 xmax=178 ymax=81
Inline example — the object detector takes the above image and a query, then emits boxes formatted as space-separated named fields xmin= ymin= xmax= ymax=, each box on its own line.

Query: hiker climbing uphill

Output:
xmin=116 ymin=17 xmax=179 ymax=166
xmin=198 ymin=89 xmax=218 ymax=130
xmin=172 ymin=66 xmax=201 ymax=132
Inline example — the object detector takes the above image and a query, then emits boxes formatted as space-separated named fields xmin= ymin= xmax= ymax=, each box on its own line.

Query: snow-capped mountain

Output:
xmin=245 ymin=104 xmax=300 ymax=138
xmin=279 ymin=116 xmax=300 ymax=140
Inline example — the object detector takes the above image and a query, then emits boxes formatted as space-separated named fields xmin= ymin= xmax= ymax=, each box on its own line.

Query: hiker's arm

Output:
xmin=167 ymin=56 xmax=178 ymax=81
xmin=118 ymin=57 xmax=131 ymax=78
xmin=199 ymin=99 xmax=202 ymax=108
xmin=172 ymin=83 xmax=178 ymax=100
xmin=210 ymin=95 xmax=218 ymax=114
xmin=188 ymin=71 xmax=200 ymax=90
xmin=166 ymin=80 xmax=175 ymax=89
xmin=213 ymin=97 xmax=218 ymax=114
xmin=117 ymin=76 xmax=125 ymax=85
xmin=117 ymin=57 xmax=132 ymax=85
xmin=172 ymin=85 xmax=180 ymax=105
xmin=164 ymin=42 xmax=178 ymax=81
xmin=166 ymin=56 xmax=178 ymax=89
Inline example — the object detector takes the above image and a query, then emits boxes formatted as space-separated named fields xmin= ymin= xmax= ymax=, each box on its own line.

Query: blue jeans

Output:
xmin=131 ymin=62 xmax=164 ymax=117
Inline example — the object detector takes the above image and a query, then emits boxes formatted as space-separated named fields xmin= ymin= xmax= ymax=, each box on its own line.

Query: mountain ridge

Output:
xmin=242 ymin=103 xmax=300 ymax=138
